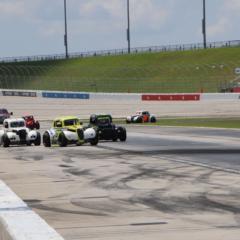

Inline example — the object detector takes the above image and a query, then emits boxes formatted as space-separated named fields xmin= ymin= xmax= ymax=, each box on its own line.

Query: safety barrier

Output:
xmin=142 ymin=94 xmax=200 ymax=101
xmin=201 ymin=93 xmax=240 ymax=100
xmin=1 ymin=89 xmax=240 ymax=101
xmin=42 ymin=91 xmax=89 ymax=99
xmin=90 ymin=92 xmax=141 ymax=101
xmin=0 ymin=181 xmax=64 ymax=240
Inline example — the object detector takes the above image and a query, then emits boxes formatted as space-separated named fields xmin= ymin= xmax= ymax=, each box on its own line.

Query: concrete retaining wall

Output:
xmin=0 ymin=181 xmax=64 ymax=240
xmin=201 ymin=93 xmax=240 ymax=101
xmin=0 ymin=89 xmax=240 ymax=102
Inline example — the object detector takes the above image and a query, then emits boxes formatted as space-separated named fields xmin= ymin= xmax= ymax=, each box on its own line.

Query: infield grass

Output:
xmin=2 ymin=47 xmax=240 ymax=93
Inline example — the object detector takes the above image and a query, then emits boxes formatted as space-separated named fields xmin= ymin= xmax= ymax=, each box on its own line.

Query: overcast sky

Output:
xmin=0 ymin=0 xmax=239 ymax=58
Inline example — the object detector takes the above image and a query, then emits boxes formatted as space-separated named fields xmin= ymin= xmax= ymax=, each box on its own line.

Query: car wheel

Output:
xmin=36 ymin=121 xmax=40 ymax=130
xmin=150 ymin=116 xmax=156 ymax=123
xmin=2 ymin=134 xmax=10 ymax=148
xmin=34 ymin=132 xmax=41 ymax=146
xmin=58 ymin=132 xmax=68 ymax=147
xmin=43 ymin=132 xmax=51 ymax=147
xmin=90 ymin=135 xmax=98 ymax=146
xmin=119 ymin=128 xmax=127 ymax=142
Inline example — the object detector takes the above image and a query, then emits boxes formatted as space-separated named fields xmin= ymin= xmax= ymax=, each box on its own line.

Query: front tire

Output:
xmin=119 ymin=129 xmax=127 ymax=142
xmin=150 ymin=116 xmax=156 ymax=123
xmin=2 ymin=134 xmax=10 ymax=148
xmin=90 ymin=134 xmax=99 ymax=146
xmin=43 ymin=132 xmax=51 ymax=147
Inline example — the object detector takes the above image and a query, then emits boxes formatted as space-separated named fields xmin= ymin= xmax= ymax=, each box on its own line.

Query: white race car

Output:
xmin=126 ymin=111 xmax=157 ymax=123
xmin=0 ymin=118 xmax=41 ymax=147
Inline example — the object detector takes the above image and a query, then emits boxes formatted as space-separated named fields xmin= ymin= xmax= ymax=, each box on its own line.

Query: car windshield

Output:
xmin=0 ymin=109 xmax=8 ymax=114
xmin=10 ymin=121 xmax=25 ymax=128
xmin=64 ymin=119 xmax=79 ymax=126
xmin=97 ymin=117 xmax=111 ymax=124
xmin=25 ymin=116 xmax=33 ymax=120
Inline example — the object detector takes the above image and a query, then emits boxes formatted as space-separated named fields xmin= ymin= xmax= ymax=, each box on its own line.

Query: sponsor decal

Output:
xmin=142 ymin=94 xmax=200 ymax=101
xmin=2 ymin=90 xmax=37 ymax=97
xmin=42 ymin=92 xmax=89 ymax=99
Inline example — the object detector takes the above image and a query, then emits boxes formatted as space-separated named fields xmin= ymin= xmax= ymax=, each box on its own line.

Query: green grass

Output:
xmin=140 ymin=117 xmax=240 ymax=129
xmin=1 ymin=47 xmax=240 ymax=92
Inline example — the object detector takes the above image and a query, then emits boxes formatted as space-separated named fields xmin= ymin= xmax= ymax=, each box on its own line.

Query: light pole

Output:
xmin=202 ymin=0 xmax=207 ymax=49
xmin=64 ymin=0 xmax=69 ymax=58
xmin=127 ymin=0 xmax=131 ymax=53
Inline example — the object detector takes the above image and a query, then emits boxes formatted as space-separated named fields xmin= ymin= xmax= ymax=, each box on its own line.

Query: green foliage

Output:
xmin=0 ymin=47 xmax=240 ymax=92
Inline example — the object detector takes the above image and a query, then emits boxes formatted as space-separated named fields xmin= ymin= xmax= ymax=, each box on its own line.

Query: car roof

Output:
xmin=93 ymin=114 xmax=112 ymax=118
xmin=54 ymin=116 xmax=79 ymax=122
xmin=4 ymin=118 xmax=24 ymax=123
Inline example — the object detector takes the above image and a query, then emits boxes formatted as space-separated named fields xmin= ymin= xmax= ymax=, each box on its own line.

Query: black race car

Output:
xmin=89 ymin=114 xmax=126 ymax=142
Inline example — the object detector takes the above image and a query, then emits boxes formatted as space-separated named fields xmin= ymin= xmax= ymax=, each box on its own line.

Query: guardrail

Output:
xmin=1 ymin=40 xmax=239 ymax=63
xmin=1 ymin=89 xmax=240 ymax=101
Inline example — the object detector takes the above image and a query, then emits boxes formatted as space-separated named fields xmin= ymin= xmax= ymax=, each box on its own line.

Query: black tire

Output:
xmin=36 ymin=121 xmax=40 ymax=130
xmin=126 ymin=119 xmax=131 ymax=124
xmin=2 ymin=134 xmax=10 ymax=148
xmin=34 ymin=132 xmax=41 ymax=146
xmin=43 ymin=131 xmax=51 ymax=147
xmin=58 ymin=132 xmax=68 ymax=147
xmin=119 ymin=128 xmax=127 ymax=142
xmin=90 ymin=134 xmax=99 ymax=146
xmin=150 ymin=116 xmax=156 ymax=123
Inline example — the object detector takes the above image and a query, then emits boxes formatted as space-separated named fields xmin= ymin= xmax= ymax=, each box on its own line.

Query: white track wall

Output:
xmin=0 ymin=89 xmax=240 ymax=101
xmin=0 ymin=181 xmax=64 ymax=240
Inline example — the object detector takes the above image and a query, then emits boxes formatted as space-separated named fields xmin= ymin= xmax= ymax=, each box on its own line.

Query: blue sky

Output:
xmin=0 ymin=0 xmax=239 ymax=58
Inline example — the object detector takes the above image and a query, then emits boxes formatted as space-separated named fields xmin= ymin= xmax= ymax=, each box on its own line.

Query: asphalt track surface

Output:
xmin=1 ymin=123 xmax=240 ymax=239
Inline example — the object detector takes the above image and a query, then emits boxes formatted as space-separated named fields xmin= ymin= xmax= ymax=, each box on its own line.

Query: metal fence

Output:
xmin=0 ymin=40 xmax=240 ymax=63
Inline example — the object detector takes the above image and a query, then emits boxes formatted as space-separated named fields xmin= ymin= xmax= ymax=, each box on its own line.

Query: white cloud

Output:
xmin=0 ymin=1 xmax=25 ymax=17
xmin=132 ymin=0 xmax=171 ymax=31
xmin=207 ymin=17 xmax=229 ymax=37
xmin=223 ymin=0 xmax=240 ymax=11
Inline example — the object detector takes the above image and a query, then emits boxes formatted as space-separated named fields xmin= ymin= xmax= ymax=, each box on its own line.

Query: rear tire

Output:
xmin=90 ymin=134 xmax=98 ymax=146
xmin=2 ymin=134 xmax=10 ymax=148
xmin=34 ymin=132 xmax=41 ymax=146
xmin=36 ymin=121 xmax=40 ymax=130
xmin=43 ymin=132 xmax=51 ymax=147
xmin=119 ymin=128 xmax=127 ymax=142
xmin=58 ymin=132 xmax=67 ymax=147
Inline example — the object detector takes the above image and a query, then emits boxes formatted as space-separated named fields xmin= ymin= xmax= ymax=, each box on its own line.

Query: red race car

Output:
xmin=22 ymin=115 xmax=40 ymax=130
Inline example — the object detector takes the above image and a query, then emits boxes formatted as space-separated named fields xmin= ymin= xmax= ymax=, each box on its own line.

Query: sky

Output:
xmin=0 ymin=0 xmax=239 ymax=58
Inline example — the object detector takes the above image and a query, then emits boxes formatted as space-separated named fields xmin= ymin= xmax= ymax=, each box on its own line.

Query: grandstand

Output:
xmin=0 ymin=45 xmax=240 ymax=93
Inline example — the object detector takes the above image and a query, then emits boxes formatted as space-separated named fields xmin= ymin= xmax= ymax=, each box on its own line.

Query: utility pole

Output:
xmin=64 ymin=0 xmax=69 ymax=58
xmin=202 ymin=0 xmax=207 ymax=49
xmin=127 ymin=0 xmax=131 ymax=53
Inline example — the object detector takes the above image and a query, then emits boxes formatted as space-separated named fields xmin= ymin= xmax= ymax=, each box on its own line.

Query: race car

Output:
xmin=42 ymin=116 xmax=98 ymax=147
xmin=89 ymin=114 xmax=126 ymax=142
xmin=0 ymin=108 xmax=13 ymax=124
xmin=0 ymin=118 xmax=41 ymax=147
xmin=126 ymin=111 xmax=157 ymax=123
xmin=22 ymin=115 xmax=40 ymax=130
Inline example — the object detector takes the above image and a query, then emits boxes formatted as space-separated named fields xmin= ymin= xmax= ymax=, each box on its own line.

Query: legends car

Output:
xmin=89 ymin=114 xmax=126 ymax=142
xmin=43 ymin=116 xmax=98 ymax=147
xmin=0 ymin=108 xmax=13 ymax=124
xmin=126 ymin=111 xmax=157 ymax=123
xmin=22 ymin=115 xmax=40 ymax=130
xmin=0 ymin=118 xmax=41 ymax=147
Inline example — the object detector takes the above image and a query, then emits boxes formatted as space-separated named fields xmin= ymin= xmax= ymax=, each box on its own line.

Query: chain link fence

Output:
xmin=0 ymin=40 xmax=239 ymax=63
